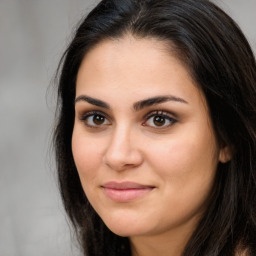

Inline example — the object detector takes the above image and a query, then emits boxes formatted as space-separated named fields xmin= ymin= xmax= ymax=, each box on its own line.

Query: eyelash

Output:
xmin=79 ymin=110 xmax=177 ymax=129
xmin=142 ymin=110 xmax=177 ymax=128
xmin=80 ymin=111 xmax=111 ymax=128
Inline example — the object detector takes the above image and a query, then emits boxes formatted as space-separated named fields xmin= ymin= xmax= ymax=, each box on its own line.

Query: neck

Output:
xmin=131 ymin=237 xmax=185 ymax=256
xmin=129 ymin=215 xmax=201 ymax=256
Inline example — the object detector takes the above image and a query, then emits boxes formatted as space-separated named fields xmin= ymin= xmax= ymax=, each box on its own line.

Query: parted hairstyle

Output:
xmin=54 ymin=0 xmax=256 ymax=255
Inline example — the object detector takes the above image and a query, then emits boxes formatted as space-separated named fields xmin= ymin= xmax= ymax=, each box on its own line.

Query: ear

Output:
xmin=219 ymin=145 xmax=232 ymax=163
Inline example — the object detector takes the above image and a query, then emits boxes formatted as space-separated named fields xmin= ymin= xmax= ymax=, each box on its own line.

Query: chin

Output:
xmin=108 ymin=226 xmax=144 ymax=237
xmin=103 ymin=218 xmax=151 ymax=238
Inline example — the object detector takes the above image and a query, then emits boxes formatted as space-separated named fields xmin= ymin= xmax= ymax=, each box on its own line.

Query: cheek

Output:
xmin=71 ymin=131 xmax=103 ymax=182
xmin=146 ymin=132 xmax=218 ymax=186
xmin=146 ymin=135 xmax=218 ymax=219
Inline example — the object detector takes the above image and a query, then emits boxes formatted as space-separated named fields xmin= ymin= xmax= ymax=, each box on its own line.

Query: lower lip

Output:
xmin=103 ymin=187 xmax=154 ymax=202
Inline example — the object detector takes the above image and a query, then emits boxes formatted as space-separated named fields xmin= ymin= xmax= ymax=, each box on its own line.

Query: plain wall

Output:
xmin=0 ymin=1 xmax=255 ymax=255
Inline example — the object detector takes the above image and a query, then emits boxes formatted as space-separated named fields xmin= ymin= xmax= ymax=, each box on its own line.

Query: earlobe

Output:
xmin=219 ymin=146 xmax=232 ymax=163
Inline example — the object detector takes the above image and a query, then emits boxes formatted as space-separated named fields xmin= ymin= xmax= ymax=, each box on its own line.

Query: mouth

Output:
xmin=101 ymin=181 xmax=155 ymax=203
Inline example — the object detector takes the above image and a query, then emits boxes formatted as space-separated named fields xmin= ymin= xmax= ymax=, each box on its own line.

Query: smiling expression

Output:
xmin=72 ymin=36 xmax=227 ymax=242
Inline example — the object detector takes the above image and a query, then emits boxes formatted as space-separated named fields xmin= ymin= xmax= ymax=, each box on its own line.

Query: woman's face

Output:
xmin=72 ymin=36 xmax=227 ymax=240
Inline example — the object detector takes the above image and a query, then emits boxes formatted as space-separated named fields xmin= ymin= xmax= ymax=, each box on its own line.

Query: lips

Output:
xmin=101 ymin=182 xmax=155 ymax=202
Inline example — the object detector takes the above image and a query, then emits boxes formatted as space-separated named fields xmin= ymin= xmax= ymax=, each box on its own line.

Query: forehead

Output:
xmin=76 ymin=35 xmax=205 ymax=107
xmin=78 ymin=36 xmax=172 ymax=77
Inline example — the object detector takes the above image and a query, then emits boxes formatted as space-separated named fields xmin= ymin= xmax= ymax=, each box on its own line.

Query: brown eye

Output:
xmin=143 ymin=112 xmax=177 ymax=128
xmin=93 ymin=114 xmax=105 ymax=125
xmin=153 ymin=116 xmax=166 ymax=126
xmin=81 ymin=112 xmax=111 ymax=127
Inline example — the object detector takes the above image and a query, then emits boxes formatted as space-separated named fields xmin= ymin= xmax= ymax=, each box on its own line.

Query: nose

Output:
xmin=103 ymin=125 xmax=143 ymax=171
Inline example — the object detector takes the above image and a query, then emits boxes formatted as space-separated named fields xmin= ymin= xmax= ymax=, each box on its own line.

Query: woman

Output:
xmin=54 ymin=0 xmax=256 ymax=255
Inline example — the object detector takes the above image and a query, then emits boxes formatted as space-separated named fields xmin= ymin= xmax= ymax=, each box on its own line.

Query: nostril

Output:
xmin=103 ymin=146 xmax=143 ymax=171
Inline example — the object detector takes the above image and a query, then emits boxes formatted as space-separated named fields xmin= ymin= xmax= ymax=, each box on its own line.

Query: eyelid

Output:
xmin=79 ymin=110 xmax=109 ymax=120
xmin=142 ymin=110 xmax=177 ymax=128
xmin=143 ymin=110 xmax=176 ymax=119
xmin=79 ymin=110 xmax=112 ymax=128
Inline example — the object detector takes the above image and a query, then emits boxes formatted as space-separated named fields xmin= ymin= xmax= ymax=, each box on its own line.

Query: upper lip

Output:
xmin=102 ymin=181 xmax=155 ymax=190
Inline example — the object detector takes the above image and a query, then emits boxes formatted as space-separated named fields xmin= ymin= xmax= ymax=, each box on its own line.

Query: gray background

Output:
xmin=0 ymin=1 xmax=255 ymax=256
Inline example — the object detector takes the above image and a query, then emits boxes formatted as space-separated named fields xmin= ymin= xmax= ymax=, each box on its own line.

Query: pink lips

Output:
xmin=102 ymin=182 xmax=154 ymax=202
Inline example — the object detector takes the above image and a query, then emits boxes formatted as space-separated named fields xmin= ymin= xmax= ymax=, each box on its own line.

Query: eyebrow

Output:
xmin=75 ymin=95 xmax=110 ymax=109
xmin=133 ymin=95 xmax=188 ymax=111
xmin=74 ymin=94 xmax=188 ymax=110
